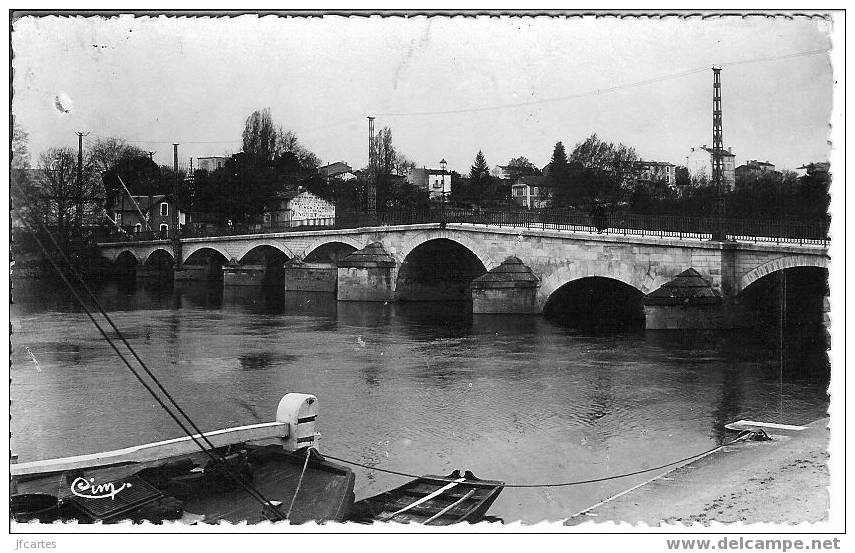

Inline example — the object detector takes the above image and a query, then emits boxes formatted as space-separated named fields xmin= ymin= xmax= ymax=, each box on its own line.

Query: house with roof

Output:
xmin=735 ymin=160 xmax=779 ymax=186
xmin=263 ymin=188 xmax=336 ymax=227
xmin=795 ymin=162 xmax=830 ymax=179
xmin=318 ymin=161 xmax=357 ymax=182
xmin=195 ymin=156 xmax=230 ymax=173
xmin=686 ymin=145 xmax=736 ymax=189
xmin=107 ymin=194 xmax=185 ymax=237
xmin=636 ymin=160 xmax=677 ymax=186
xmin=511 ymin=175 xmax=551 ymax=209
xmin=407 ymin=159 xmax=452 ymax=201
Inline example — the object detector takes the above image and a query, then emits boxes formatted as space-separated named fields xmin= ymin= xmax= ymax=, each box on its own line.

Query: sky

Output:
xmin=12 ymin=14 xmax=834 ymax=174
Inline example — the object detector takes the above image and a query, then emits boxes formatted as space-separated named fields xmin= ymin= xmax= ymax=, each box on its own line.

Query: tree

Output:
xmin=237 ymin=109 xmax=323 ymax=221
xmin=12 ymin=121 xmax=30 ymax=170
xmin=547 ymin=142 xmax=573 ymax=206
xmin=503 ymin=156 xmax=541 ymax=182
xmin=101 ymin=156 xmax=162 ymax=205
xmin=568 ymin=134 xmax=640 ymax=206
xmin=278 ymin=127 xmax=321 ymax=169
xmin=11 ymin=122 xmax=34 ymax=232
xmin=468 ymin=150 xmax=491 ymax=203
xmin=242 ymin=108 xmax=279 ymax=164
xmin=21 ymin=147 xmax=101 ymax=255
xmin=675 ymin=166 xmax=690 ymax=188
xmin=88 ymin=136 xmax=146 ymax=175
xmin=369 ymin=126 xmax=417 ymax=209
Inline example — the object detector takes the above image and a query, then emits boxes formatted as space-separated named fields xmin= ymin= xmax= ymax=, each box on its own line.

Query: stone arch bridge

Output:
xmin=98 ymin=223 xmax=829 ymax=325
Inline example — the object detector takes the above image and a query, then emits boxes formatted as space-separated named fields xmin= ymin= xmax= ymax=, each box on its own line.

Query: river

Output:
xmin=9 ymin=278 xmax=829 ymax=523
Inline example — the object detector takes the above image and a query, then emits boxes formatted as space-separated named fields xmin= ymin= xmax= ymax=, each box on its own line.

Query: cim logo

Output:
xmin=70 ymin=477 xmax=132 ymax=500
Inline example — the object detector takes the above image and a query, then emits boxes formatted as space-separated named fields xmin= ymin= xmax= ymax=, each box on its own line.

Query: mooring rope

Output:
xmin=323 ymin=430 xmax=760 ymax=489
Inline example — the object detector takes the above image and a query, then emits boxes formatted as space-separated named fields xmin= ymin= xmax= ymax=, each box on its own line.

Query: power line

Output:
xmin=86 ymin=118 xmax=361 ymax=147
xmin=375 ymin=48 xmax=829 ymax=118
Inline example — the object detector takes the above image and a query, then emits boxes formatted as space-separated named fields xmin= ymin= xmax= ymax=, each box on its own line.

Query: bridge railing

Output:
xmin=97 ymin=208 xmax=830 ymax=246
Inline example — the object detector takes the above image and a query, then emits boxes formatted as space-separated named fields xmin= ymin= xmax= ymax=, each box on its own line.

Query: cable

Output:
xmin=18 ymin=224 xmax=284 ymax=517
xmin=11 ymin=194 xmax=288 ymax=519
xmin=376 ymin=48 xmax=829 ymax=118
xmin=322 ymin=431 xmax=756 ymax=489
xmin=285 ymin=448 xmax=312 ymax=521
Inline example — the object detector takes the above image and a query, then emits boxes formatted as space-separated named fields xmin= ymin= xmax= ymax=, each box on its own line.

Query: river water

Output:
xmin=10 ymin=279 xmax=829 ymax=523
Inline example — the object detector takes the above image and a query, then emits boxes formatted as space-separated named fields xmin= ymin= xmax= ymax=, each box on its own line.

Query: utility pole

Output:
xmin=172 ymin=143 xmax=182 ymax=269
xmin=711 ymin=66 xmax=726 ymax=240
xmin=74 ymin=131 xmax=89 ymax=255
xmin=367 ymin=116 xmax=376 ymax=214
xmin=147 ymin=152 xmax=155 ymax=233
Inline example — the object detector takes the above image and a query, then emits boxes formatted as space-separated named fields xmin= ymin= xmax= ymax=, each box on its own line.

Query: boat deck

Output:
xmin=14 ymin=445 xmax=355 ymax=524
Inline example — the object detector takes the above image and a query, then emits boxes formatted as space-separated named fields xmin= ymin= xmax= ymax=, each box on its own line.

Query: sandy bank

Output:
xmin=566 ymin=418 xmax=829 ymax=526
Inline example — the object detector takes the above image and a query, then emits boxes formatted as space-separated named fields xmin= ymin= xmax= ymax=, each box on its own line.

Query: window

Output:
xmin=114 ymin=212 xmax=122 ymax=224
xmin=160 ymin=202 xmax=169 ymax=217
xmin=134 ymin=223 xmax=142 ymax=233
xmin=159 ymin=224 xmax=168 ymax=235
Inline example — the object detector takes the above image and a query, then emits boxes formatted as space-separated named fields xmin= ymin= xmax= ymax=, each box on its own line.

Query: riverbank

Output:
xmin=566 ymin=418 xmax=830 ymax=526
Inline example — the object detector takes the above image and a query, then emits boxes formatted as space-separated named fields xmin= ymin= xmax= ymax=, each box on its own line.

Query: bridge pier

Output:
xmin=336 ymin=242 xmax=397 ymax=302
xmin=222 ymin=260 xmax=268 ymax=286
xmin=283 ymin=258 xmax=338 ymax=292
xmin=643 ymin=268 xmax=750 ymax=330
xmin=471 ymin=256 xmax=540 ymax=314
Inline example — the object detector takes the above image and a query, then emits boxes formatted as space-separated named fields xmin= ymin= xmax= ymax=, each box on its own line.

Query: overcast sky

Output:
xmin=12 ymin=14 xmax=833 ymax=173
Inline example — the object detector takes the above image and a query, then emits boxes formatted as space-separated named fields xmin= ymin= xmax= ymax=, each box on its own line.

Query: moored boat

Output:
xmin=10 ymin=393 xmax=355 ymax=525
xmin=349 ymin=470 xmax=504 ymax=525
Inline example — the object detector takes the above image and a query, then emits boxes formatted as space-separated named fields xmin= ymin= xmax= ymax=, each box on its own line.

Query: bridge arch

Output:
xmin=395 ymin=237 xmax=488 ymax=302
xmin=396 ymin=229 xmax=496 ymax=270
xmin=537 ymin=261 xmax=662 ymax=308
xmin=114 ymin=249 xmax=140 ymax=265
xmin=110 ymin=249 xmax=140 ymax=264
xmin=543 ymin=275 xmax=646 ymax=329
xmin=182 ymin=243 xmax=232 ymax=265
xmin=234 ymin=241 xmax=294 ymax=263
xmin=738 ymin=254 xmax=830 ymax=294
xmin=299 ymin=237 xmax=363 ymax=262
xmin=140 ymin=247 xmax=174 ymax=266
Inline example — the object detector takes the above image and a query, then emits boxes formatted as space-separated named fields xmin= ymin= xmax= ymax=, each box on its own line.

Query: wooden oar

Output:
xmin=379 ymin=477 xmax=466 ymax=522
xmin=423 ymin=489 xmax=475 ymax=525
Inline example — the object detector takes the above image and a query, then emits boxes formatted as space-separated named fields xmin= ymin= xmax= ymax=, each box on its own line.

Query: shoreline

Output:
xmin=566 ymin=418 xmax=830 ymax=526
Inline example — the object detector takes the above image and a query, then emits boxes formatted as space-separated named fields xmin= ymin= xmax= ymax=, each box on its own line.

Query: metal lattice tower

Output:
xmin=367 ymin=116 xmax=377 ymax=214
xmin=711 ymin=67 xmax=726 ymax=239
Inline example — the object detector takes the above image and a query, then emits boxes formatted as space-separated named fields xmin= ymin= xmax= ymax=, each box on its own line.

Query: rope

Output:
xmin=323 ymin=431 xmax=758 ymax=489
xmin=284 ymin=448 xmax=312 ymax=521
xmin=11 ymin=197 xmax=287 ymax=519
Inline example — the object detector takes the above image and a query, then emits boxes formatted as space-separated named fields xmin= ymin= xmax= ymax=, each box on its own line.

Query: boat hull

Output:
xmin=350 ymin=470 xmax=504 ymax=525
xmin=12 ymin=445 xmax=355 ymax=525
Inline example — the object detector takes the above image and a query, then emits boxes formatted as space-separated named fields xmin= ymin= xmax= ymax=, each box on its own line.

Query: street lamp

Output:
xmin=440 ymin=158 xmax=448 ymax=202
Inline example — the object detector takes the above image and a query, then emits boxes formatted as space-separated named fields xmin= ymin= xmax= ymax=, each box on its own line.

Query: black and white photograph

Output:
xmin=6 ymin=7 xmax=845 ymax=544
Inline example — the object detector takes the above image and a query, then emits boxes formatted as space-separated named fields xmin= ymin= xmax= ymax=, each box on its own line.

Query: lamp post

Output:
xmin=439 ymin=158 xmax=449 ymax=203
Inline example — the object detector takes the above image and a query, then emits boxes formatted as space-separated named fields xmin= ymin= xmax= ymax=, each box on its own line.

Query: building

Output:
xmin=686 ymin=145 xmax=736 ymax=190
xmin=735 ymin=160 xmax=779 ymax=185
xmin=636 ymin=160 xmax=676 ymax=186
xmin=318 ymin=161 xmax=357 ymax=182
xmin=407 ymin=159 xmax=452 ymax=201
xmin=264 ymin=189 xmax=336 ymax=227
xmin=108 ymin=194 xmax=185 ymax=236
xmin=511 ymin=176 xmax=551 ymax=209
xmin=195 ymin=156 xmax=230 ymax=173
xmin=795 ymin=162 xmax=830 ymax=179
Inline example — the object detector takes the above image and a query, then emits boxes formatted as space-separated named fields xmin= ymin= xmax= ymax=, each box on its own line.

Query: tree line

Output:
xmin=12 ymin=112 xmax=830 ymax=275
